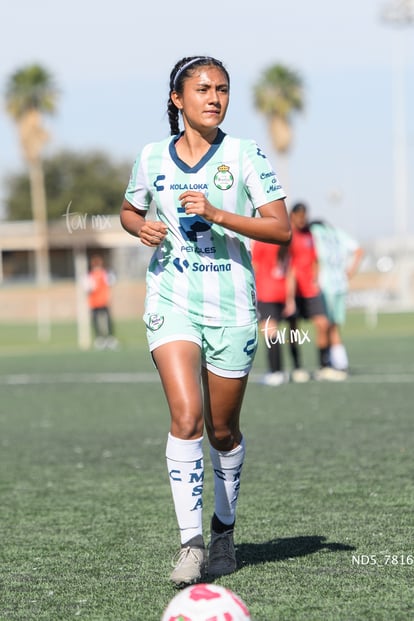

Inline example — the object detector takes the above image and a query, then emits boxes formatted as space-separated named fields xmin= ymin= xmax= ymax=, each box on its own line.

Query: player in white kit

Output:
xmin=120 ymin=56 xmax=291 ymax=587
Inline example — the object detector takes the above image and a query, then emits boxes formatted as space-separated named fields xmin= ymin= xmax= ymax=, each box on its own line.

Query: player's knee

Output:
xmin=313 ymin=314 xmax=329 ymax=330
xmin=207 ymin=425 xmax=241 ymax=452
xmin=170 ymin=413 xmax=203 ymax=440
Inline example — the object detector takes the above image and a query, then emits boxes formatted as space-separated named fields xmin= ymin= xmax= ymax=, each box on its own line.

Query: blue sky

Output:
xmin=1 ymin=0 xmax=413 ymax=242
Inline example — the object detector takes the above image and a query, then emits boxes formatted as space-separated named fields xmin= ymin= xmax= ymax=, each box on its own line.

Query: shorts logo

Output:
xmin=214 ymin=164 xmax=234 ymax=190
xmin=243 ymin=337 xmax=257 ymax=357
xmin=147 ymin=313 xmax=164 ymax=331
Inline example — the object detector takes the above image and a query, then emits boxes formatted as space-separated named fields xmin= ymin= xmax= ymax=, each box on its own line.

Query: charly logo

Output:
xmin=153 ymin=175 xmax=165 ymax=192
xmin=243 ymin=337 xmax=257 ymax=357
xmin=214 ymin=164 xmax=234 ymax=190
xmin=147 ymin=314 xmax=165 ymax=331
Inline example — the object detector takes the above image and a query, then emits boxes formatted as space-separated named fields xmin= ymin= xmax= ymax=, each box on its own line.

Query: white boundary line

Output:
xmin=0 ymin=372 xmax=159 ymax=385
xmin=0 ymin=372 xmax=413 ymax=385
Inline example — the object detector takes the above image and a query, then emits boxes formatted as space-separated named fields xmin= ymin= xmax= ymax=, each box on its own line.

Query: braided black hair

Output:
xmin=167 ymin=56 xmax=230 ymax=136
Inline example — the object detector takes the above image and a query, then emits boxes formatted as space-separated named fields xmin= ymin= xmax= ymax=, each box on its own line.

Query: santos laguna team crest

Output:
xmin=147 ymin=313 xmax=164 ymax=331
xmin=214 ymin=164 xmax=234 ymax=190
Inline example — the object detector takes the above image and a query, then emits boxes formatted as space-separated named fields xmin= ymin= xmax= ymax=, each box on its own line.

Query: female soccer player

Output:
xmin=120 ymin=56 xmax=291 ymax=587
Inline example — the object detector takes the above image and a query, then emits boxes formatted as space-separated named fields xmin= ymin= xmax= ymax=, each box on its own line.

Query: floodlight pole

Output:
xmin=381 ymin=0 xmax=414 ymax=238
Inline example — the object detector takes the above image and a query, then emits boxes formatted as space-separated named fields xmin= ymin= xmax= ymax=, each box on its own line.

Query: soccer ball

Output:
xmin=161 ymin=583 xmax=251 ymax=621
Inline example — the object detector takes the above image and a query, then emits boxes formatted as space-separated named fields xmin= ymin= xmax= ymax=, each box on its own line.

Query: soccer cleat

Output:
xmin=261 ymin=371 xmax=287 ymax=386
xmin=208 ymin=529 xmax=237 ymax=577
xmin=291 ymin=368 xmax=311 ymax=383
xmin=170 ymin=546 xmax=206 ymax=588
xmin=104 ymin=336 xmax=119 ymax=350
xmin=314 ymin=367 xmax=348 ymax=382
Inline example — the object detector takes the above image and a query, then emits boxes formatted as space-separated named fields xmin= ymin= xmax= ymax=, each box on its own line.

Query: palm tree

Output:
xmin=254 ymin=64 xmax=304 ymax=196
xmin=5 ymin=64 xmax=58 ymax=285
xmin=254 ymin=64 xmax=304 ymax=154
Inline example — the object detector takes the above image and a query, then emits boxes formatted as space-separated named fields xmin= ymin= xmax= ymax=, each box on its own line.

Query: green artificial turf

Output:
xmin=0 ymin=312 xmax=413 ymax=620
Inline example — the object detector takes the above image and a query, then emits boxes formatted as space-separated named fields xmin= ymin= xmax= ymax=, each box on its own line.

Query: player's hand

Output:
xmin=139 ymin=221 xmax=168 ymax=247
xmin=282 ymin=299 xmax=296 ymax=318
xmin=179 ymin=191 xmax=217 ymax=222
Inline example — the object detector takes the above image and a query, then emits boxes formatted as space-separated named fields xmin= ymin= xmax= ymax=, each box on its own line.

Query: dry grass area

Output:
xmin=0 ymin=280 xmax=147 ymax=322
xmin=0 ymin=271 xmax=396 ymax=323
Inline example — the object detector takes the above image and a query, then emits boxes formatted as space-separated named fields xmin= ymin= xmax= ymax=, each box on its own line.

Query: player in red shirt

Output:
xmin=288 ymin=203 xmax=346 ymax=381
xmin=252 ymin=240 xmax=310 ymax=385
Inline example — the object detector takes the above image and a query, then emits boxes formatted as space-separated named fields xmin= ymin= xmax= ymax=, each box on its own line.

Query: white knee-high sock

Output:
xmin=209 ymin=437 xmax=245 ymax=527
xmin=166 ymin=433 xmax=204 ymax=545
xmin=330 ymin=344 xmax=348 ymax=370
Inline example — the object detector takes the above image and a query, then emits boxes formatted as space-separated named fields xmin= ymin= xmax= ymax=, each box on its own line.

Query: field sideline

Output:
xmin=0 ymin=312 xmax=413 ymax=620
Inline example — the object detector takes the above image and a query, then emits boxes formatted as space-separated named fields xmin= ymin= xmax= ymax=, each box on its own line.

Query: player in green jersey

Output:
xmin=120 ymin=56 xmax=291 ymax=587
xmin=310 ymin=218 xmax=364 ymax=371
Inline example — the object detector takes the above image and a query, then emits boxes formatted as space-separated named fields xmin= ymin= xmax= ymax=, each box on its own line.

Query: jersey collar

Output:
xmin=169 ymin=129 xmax=226 ymax=173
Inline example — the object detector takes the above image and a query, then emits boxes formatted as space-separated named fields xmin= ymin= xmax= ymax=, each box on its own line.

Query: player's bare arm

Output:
xmin=120 ymin=198 xmax=168 ymax=247
xmin=179 ymin=192 xmax=291 ymax=245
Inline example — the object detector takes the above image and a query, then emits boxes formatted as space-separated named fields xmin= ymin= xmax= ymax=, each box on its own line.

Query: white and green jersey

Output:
xmin=310 ymin=223 xmax=360 ymax=294
xmin=125 ymin=129 xmax=286 ymax=326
